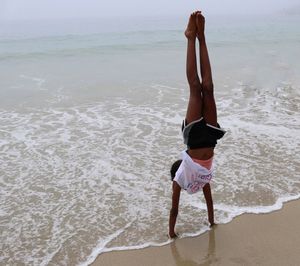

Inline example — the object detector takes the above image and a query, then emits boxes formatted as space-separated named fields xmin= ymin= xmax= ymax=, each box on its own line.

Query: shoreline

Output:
xmin=92 ymin=198 xmax=300 ymax=265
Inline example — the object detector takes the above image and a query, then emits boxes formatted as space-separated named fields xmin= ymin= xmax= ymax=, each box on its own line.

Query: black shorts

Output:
xmin=182 ymin=118 xmax=226 ymax=149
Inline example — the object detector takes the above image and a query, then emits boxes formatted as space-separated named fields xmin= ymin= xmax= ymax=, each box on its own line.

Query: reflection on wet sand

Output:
xmin=171 ymin=226 xmax=217 ymax=266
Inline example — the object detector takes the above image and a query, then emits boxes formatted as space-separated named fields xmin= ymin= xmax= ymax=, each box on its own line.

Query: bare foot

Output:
xmin=184 ymin=12 xmax=197 ymax=39
xmin=196 ymin=12 xmax=205 ymax=39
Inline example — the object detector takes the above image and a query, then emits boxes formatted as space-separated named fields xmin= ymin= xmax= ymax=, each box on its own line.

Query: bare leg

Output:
xmin=196 ymin=12 xmax=217 ymax=126
xmin=185 ymin=12 xmax=202 ymax=124
xmin=203 ymin=183 xmax=214 ymax=226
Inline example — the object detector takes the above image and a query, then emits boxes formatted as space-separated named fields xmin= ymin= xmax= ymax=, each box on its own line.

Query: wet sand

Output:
xmin=93 ymin=199 xmax=300 ymax=266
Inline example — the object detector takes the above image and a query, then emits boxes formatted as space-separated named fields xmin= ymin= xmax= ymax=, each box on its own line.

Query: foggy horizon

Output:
xmin=1 ymin=0 xmax=300 ymax=21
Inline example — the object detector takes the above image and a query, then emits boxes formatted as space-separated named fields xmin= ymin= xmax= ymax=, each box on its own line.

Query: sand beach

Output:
xmin=94 ymin=199 xmax=300 ymax=266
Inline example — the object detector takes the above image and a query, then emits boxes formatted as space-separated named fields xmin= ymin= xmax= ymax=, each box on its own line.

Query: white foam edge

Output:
xmin=82 ymin=194 xmax=300 ymax=266
xmin=216 ymin=194 xmax=300 ymax=217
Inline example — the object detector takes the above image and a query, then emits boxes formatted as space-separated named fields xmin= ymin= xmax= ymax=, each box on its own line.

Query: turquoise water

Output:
xmin=0 ymin=14 xmax=300 ymax=265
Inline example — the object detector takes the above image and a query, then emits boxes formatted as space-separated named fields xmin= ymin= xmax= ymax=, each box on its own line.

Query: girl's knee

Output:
xmin=202 ymin=82 xmax=214 ymax=93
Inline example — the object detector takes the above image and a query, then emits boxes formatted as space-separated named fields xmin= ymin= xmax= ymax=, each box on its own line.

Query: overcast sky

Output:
xmin=1 ymin=0 xmax=299 ymax=20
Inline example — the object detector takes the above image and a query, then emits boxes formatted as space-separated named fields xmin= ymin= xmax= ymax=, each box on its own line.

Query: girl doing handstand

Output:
xmin=169 ymin=11 xmax=225 ymax=238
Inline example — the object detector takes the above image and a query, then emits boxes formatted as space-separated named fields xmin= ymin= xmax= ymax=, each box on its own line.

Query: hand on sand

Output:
xmin=168 ymin=232 xmax=178 ymax=239
xmin=205 ymin=220 xmax=216 ymax=228
xmin=210 ymin=222 xmax=217 ymax=228
xmin=184 ymin=12 xmax=197 ymax=39
xmin=196 ymin=11 xmax=205 ymax=39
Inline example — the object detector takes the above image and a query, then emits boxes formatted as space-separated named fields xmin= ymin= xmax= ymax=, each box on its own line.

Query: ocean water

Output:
xmin=1 ymin=14 xmax=300 ymax=265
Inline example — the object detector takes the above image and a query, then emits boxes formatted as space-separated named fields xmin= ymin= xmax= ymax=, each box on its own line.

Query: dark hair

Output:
xmin=170 ymin=160 xmax=182 ymax=181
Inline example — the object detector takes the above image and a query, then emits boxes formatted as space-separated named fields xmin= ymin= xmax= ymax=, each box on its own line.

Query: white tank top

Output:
xmin=174 ymin=151 xmax=213 ymax=194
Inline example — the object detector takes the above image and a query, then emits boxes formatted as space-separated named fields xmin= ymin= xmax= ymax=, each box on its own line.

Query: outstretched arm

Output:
xmin=203 ymin=183 xmax=215 ymax=226
xmin=169 ymin=181 xmax=181 ymax=238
